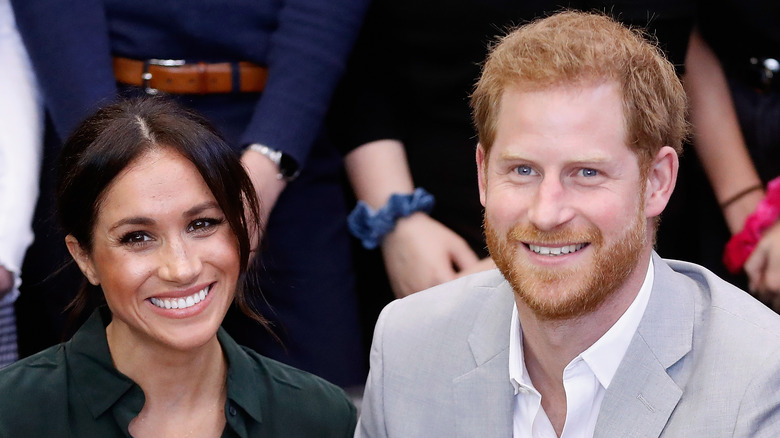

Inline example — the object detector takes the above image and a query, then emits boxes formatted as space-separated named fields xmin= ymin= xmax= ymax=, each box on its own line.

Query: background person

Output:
xmin=0 ymin=97 xmax=356 ymax=437
xmin=663 ymin=0 xmax=780 ymax=310
xmin=0 ymin=0 xmax=42 ymax=368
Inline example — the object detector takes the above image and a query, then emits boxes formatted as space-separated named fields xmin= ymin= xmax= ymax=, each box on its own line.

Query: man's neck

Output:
xmin=516 ymin=253 xmax=652 ymax=435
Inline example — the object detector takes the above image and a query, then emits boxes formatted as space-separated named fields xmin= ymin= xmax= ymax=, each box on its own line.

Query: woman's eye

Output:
xmin=188 ymin=217 xmax=224 ymax=234
xmin=120 ymin=231 xmax=152 ymax=246
xmin=579 ymin=168 xmax=599 ymax=177
xmin=514 ymin=165 xmax=536 ymax=176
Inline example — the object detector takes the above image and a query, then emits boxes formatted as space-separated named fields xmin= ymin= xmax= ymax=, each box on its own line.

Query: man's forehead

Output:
xmin=484 ymin=82 xmax=643 ymax=169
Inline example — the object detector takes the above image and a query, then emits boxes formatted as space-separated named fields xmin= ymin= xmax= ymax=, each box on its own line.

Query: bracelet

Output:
xmin=347 ymin=188 xmax=435 ymax=249
xmin=723 ymin=177 xmax=780 ymax=274
xmin=719 ymin=183 xmax=764 ymax=209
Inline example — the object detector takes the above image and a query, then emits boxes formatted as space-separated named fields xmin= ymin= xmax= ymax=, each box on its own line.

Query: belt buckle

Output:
xmin=143 ymin=58 xmax=186 ymax=95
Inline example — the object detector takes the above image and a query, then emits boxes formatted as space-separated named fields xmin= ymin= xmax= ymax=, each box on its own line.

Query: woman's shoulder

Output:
xmin=0 ymin=344 xmax=68 ymax=395
xmin=220 ymin=331 xmax=357 ymax=436
xmin=0 ymin=345 xmax=71 ymax=435
xmin=238 ymin=342 xmax=355 ymax=405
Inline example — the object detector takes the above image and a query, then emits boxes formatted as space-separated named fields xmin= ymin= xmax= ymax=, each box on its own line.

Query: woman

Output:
xmin=0 ymin=97 xmax=356 ymax=437
xmin=11 ymin=0 xmax=368 ymax=388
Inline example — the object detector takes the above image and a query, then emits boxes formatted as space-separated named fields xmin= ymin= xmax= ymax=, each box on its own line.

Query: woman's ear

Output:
xmin=65 ymin=235 xmax=100 ymax=286
xmin=644 ymin=145 xmax=679 ymax=219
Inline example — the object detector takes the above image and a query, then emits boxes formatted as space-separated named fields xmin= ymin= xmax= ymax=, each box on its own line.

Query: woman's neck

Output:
xmin=106 ymin=322 xmax=229 ymax=438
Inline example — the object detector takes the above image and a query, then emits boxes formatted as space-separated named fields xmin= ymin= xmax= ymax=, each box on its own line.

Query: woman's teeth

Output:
xmin=528 ymin=243 xmax=586 ymax=256
xmin=150 ymin=286 xmax=210 ymax=310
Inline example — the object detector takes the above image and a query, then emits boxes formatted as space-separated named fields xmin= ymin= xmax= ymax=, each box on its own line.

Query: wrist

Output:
xmin=722 ymin=189 xmax=764 ymax=235
xmin=724 ymin=177 xmax=780 ymax=273
xmin=348 ymin=188 xmax=435 ymax=249
xmin=246 ymin=143 xmax=300 ymax=181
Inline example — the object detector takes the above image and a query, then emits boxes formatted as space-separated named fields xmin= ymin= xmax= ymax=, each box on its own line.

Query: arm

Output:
xmin=239 ymin=0 xmax=371 ymax=220
xmin=684 ymin=27 xmax=764 ymax=233
xmin=10 ymin=0 xmax=116 ymax=141
xmin=684 ymin=27 xmax=780 ymax=304
xmin=355 ymin=299 xmax=392 ymax=438
xmin=345 ymin=140 xmax=481 ymax=297
xmin=0 ymin=0 xmax=43 ymax=300
xmin=732 ymin=345 xmax=780 ymax=437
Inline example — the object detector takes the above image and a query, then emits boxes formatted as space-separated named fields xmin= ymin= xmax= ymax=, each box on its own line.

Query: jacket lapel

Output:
xmin=454 ymin=279 xmax=515 ymax=438
xmin=594 ymin=254 xmax=694 ymax=438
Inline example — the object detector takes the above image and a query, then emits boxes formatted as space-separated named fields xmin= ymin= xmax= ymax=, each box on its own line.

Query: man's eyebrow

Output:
xmin=497 ymin=151 xmax=611 ymax=163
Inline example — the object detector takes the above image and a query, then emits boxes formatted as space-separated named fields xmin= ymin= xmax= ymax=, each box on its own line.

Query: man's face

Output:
xmin=478 ymin=82 xmax=652 ymax=320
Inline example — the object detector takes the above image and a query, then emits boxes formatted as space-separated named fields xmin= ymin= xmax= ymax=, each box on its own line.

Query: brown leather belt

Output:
xmin=113 ymin=56 xmax=268 ymax=94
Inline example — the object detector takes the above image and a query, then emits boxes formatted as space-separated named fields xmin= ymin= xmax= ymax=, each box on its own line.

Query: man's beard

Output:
xmin=485 ymin=207 xmax=647 ymax=321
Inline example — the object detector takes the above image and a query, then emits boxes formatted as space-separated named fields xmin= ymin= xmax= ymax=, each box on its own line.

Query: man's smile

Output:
xmin=526 ymin=243 xmax=588 ymax=256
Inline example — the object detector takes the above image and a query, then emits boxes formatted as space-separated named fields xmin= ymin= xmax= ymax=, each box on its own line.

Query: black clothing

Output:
xmin=0 ymin=308 xmax=357 ymax=437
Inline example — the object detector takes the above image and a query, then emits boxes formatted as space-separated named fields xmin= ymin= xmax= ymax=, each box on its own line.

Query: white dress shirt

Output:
xmin=510 ymin=259 xmax=655 ymax=438
xmin=0 ymin=0 xmax=42 ymax=367
xmin=0 ymin=0 xmax=42 ymax=304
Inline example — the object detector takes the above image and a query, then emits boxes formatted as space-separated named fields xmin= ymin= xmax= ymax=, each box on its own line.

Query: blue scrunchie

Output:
xmin=347 ymin=188 xmax=435 ymax=249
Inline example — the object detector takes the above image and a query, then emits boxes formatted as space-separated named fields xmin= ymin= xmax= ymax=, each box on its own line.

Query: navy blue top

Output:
xmin=11 ymin=0 xmax=370 ymax=168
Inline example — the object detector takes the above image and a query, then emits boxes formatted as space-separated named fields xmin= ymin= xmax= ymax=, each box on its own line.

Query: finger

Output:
xmin=449 ymin=241 xmax=480 ymax=272
xmin=744 ymin=247 xmax=767 ymax=292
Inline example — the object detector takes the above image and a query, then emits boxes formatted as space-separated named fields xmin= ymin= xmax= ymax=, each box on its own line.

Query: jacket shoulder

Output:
xmin=663 ymin=257 xmax=780 ymax=334
xmin=380 ymin=269 xmax=510 ymax=330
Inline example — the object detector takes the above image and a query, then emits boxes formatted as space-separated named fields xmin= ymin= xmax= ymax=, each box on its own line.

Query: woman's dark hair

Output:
xmin=57 ymin=96 xmax=269 ymax=329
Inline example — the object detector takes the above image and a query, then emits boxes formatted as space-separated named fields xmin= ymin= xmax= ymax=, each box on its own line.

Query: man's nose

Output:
xmin=527 ymin=177 xmax=575 ymax=231
xmin=157 ymin=237 xmax=201 ymax=284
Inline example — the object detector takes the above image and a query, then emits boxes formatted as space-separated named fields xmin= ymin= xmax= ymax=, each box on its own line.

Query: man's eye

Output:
xmin=579 ymin=168 xmax=599 ymax=177
xmin=514 ymin=165 xmax=536 ymax=176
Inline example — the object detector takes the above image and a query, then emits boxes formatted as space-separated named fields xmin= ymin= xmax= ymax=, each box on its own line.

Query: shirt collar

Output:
xmin=509 ymin=258 xmax=655 ymax=393
xmin=219 ymin=327 xmax=267 ymax=424
xmin=66 ymin=307 xmax=269 ymax=436
xmin=581 ymin=258 xmax=654 ymax=388
xmin=67 ymin=307 xmax=138 ymax=419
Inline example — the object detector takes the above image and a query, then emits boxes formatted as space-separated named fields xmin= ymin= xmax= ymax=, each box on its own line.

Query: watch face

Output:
xmin=279 ymin=153 xmax=300 ymax=180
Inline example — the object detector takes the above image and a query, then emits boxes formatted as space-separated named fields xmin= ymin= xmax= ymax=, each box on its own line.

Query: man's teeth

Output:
xmin=150 ymin=286 xmax=210 ymax=310
xmin=528 ymin=243 xmax=585 ymax=256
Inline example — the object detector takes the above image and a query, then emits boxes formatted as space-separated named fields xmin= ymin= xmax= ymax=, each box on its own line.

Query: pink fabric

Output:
xmin=723 ymin=177 xmax=780 ymax=274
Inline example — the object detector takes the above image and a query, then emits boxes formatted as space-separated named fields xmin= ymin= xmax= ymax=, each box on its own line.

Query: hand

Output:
xmin=0 ymin=266 xmax=14 ymax=300
xmin=744 ymin=221 xmax=780 ymax=311
xmin=381 ymin=213 xmax=480 ymax=298
xmin=241 ymin=149 xmax=287 ymax=253
xmin=456 ymin=257 xmax=497 ymax=278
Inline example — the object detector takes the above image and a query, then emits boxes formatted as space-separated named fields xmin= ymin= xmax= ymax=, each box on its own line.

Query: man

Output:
xmin=357 ymin=11 xmax=780 ymax=437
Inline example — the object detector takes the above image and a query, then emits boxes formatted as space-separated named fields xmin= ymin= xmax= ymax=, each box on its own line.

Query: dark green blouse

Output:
xmin=0 ymin=308 xmax=357 ymax=437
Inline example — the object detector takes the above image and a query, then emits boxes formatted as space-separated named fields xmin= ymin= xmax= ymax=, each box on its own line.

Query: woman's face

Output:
xmin=68 ymin=146 xmax=240 ymax=352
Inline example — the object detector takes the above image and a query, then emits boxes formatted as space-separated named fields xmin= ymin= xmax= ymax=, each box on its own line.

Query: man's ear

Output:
xmin=65 ymin=235 xmax=100 ymax=286
xmin=476 ymin=144 xmax=487 ymax=207
xmin=644 ymin=146 xmax=679 ymax=218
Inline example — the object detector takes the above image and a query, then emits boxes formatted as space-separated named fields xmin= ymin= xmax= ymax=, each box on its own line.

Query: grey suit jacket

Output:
xmin=357 ymin=253 xmax=780 ymax=437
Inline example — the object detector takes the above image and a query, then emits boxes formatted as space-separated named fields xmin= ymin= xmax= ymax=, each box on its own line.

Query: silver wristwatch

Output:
xmin=247 ymin=144 xmax=300 ymax=181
